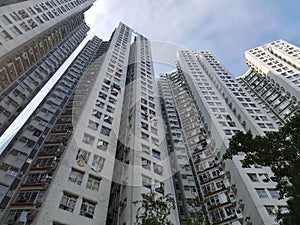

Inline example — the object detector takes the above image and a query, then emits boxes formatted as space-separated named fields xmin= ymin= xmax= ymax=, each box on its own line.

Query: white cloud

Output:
xmin=85 ymin=0 xmax=300 ymax=76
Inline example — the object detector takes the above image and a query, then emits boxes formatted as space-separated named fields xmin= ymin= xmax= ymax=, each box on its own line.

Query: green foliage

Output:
xmin=223 ymin=115 xmax=300 ymax=225
xmin=133 ymin=191 xmax=175 ymax=225
xmin=186 ymin=197 xmax=209 ymax=225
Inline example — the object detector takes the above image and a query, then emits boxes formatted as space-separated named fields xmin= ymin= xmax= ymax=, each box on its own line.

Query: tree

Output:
xmin=133 ymin=191 xmax=175 ymax=225
xmin=223 ymin=115 xmax=300 ymax=225
xmin=186 ymin=196 xmax=209 ymax=225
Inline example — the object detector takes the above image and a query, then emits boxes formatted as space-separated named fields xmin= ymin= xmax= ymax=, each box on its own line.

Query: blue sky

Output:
xmin=85 ymin=0 xmax=300 ymax=77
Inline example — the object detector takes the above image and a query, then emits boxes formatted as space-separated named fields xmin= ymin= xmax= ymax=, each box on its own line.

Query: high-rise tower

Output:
xmin=0 ymin=0 xmax=95 ymax=136
xmin=107 ymin=29 xmax=178 ymax=225
xmin=238 ymin=40 xmax=300 ymax=124
xmin=0 ymin=5 xmax=298 ymax=223
xmin=158 ymin=49 xmax=290 ymax=225
xmin=0 ymin=22 xmax=179 ymax=225
xmin=0 ymin=35 xmax=102 ymax=224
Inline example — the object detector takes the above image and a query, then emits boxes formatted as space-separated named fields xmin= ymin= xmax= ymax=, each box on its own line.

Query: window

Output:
xmin=98 ymin=92 xmax=107 ymax=100
xmin=19 ymin=22 xmax=30 ymax=32
xmin=224 ymin=130 xmax=232 ymax=135
xmin=95 ymin=100 xmax=104 ymax=108
xmin=97 ymin=139 xmax=108 ymax=151
xmin=103 ymin=115 xmax=113 ymax=124
xmin=154 ymin=181 xmax=164 ymax=194
xmin=35 ymin=16 xmax=44 ymax=24
xmin=108 ymin=97 xmax=116 ymax=104
xmin=0 ymin=15 xmax=12 ymax=25
xmin=151 ymin=137 xmax=159 ymax=146
xmin=80 ymin=199 xmax=96 ymax=219
xmin=268 ymin=189 xmax=280 ymax=199
xmin=141 ymin=158 xmax=151 ymax=170
xmin=10 ymin=26 xmax=22 ymax=36
xmin=82 ymin=134 xmax=95 ymax=146
xmin=248 ymin=173 xmax=259 ymax=182
xmin=16 ymin=190 xmax=44 ymax=204
xmin=101 ymin=85 xmax=109 ymax=92
xmin=0 ymin=30 xmax=13 ymax=41
xmin=53 ymin=222 xmax=68 ymax=225
xmin=141 ymin=132 xmax=149 ymax=141
xmin=256 ymin=189 xmax=268 ymax=198
xmin=141 ymin=98 xmax=147 ymax=105
xmin=33 ymin=158 xmax=54 ymax=168
xmin=10 ymin=12 xmax=21 ymax=21
xmin=259 ymin=173 xmax=270 ymax=182
xmin=59 ymin=192 xmax=77 ymax=212
xmin=152 ymin=150 xmax=161 ymax=160
xmin=153 ymin=163 xmax=163 ymax=175
xmin=76 ymin=149 xmax=91 ymax=164
xmin=47 ymin=134 xmax=65 ymax=142
xmin=106 ymin=105 xmax=114 ymax=113
xmin=91 ymin=155 xmax=105 ymax=172
xmin=28 ymin=19 xmax=37 ymax=28
xmin=141 ymin=113 xmax=148 ymax=121
xmin=150 ymin=118 xmax=157 ymax=127
xmin=265 ymin=205 xmax=277 ymax=215
xmin=5 ymin=210 xmax=30 ymax=225
xmin=92 ymin=109 xmax=102 ymax=119
xmin=151 ymin=127 xmax=157 ymax=135
xmin=258 ymin=123 xmax=266 ymax=128
xmin=111 ymin=90 xmax=118 ymax=97
xmin=100 ymin=126 xmax=111 ymax=136
xmin=278 ymin=206 xmax=289 ymax=214
xmin=148 ymin=96 xmax=154 ymax=102
xmin=149 ymin=102 xmax=155 ymax=109
xmin=68 ymin=168 xmax=84 ymax=185
xmin=141 ymin=122 xmax=148 ymax=130
xmin=141 ymin=145 xmax=150 ymax=155
xmin=86 ymin=175 xmax=101 ymax=191
xmin=26 ymin=172 xmax=48 ymax=184
xmin=142 ymin=175 xmax=151 ymax=189
xmin=88 ymin=120 xmax=99 ymax=131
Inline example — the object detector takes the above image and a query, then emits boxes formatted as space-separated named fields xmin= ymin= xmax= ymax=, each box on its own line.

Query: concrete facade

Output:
xmin=0 ymin=3 xmax=298 ymax=223
xmin=239 ymin=40 xmax=300 ymax=123
xmin=157 ymin=49 xmax=291 ymax=225
xmin=0 ymin=0 xmax=95 ymax=135
xmin=107 ymin=26 xmax=178 ymax=225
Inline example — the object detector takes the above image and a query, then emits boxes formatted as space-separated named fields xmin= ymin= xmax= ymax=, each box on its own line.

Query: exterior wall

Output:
xmin=0 ymin=1 xmax=33 ymax=7
xmin=0 ymin=0 xmax=95 ymax=58
xmin=158 ymin=72 xmax=198 ymax=224
xmin=0 ymin=22 xmax=90 ymax=136
xmin=0 ymin=0 xmax=95 ymax=135
xmin=0 ymin=11 xmax=297 ymax=225
xmin=159 ymin=71 xmax=240 ymax=225
xmin=240 ymin=40 xmax=300 ymax=122
xmin=35 ymin=23 xmax=133 ymax=225
xmin=174 ymin=50 xmax=287 ymax=225
xmin=0 ymin=36 xmax=101 ymax=225
xmin=107 ymin=29 xmax=178 ymax=225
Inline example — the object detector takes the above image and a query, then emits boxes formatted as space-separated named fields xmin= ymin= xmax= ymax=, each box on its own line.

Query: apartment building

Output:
xmin=159 ymin=71 xmax=240 ymax=225
xmin=0 ymin=22 xmax=178 ymax=225
xmin=157 ymin=49 xmax=289 ymax=225
xmin=0 ymin=0 xmax=95 ymax=135
xmin=0 ymin=36 xmax=102 ymax=224
xmin=107 ymin=27 xmax=178 ymax=225
xmin=0 ymin=4 xmax=298 ymax=224
xmin=238 ymin=39 xmax=300 ymax=124
xmin=158 ymin=71 xmax=200 ymax=224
